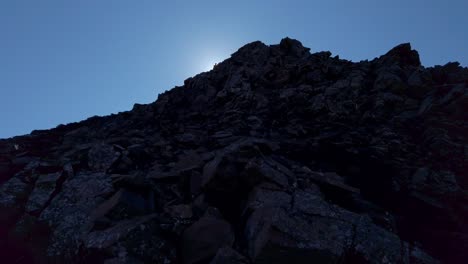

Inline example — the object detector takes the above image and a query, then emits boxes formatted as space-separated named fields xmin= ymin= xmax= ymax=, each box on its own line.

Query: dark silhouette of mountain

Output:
xmin=1 ymin=38 xmax=467 ymax=263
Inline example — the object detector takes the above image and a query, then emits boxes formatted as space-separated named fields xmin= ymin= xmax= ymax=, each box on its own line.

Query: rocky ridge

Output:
xmin=0 ymin=38 xmax=467 ymax=263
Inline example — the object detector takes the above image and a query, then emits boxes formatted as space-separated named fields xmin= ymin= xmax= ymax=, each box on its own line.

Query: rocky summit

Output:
xmin=1 ymin=38 xmax=467 ymax=264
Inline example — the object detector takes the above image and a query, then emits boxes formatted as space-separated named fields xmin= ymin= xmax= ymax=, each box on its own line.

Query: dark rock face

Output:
xmin=1 ymin=38 xmax=467 ymax=263
xmin=181 ymin=212 xmax=235 ymax=264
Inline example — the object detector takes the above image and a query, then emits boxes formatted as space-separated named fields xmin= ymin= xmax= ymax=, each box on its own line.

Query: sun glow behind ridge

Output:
xmin=190 ymin=42 xmax=232 ymax=75
xmin=199 ymin=57 xmax=222 ymax=73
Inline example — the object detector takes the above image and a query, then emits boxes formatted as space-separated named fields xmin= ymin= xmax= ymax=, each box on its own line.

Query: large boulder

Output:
xmin=243 ymin=185 xmax=436 ymax=264
xmin=181 ymin=213 xmax=235 ymax=264
xmin=39 ymin=172 xmax=114 ymax=259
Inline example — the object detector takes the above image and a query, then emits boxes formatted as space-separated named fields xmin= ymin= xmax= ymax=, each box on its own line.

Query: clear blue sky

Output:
xmin=1 ymin=0 xmax=467 ymax=139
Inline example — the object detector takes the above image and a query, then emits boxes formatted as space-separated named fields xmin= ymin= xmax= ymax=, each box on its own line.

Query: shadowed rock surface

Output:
xmin=1 ymin=38 xmax=467 ymax=263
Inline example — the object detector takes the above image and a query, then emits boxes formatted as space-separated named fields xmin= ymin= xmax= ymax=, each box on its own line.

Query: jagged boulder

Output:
xmin=181 ymin=211 xmax=235 ymax=264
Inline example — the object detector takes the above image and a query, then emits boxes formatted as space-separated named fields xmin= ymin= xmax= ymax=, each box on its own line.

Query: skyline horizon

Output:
xmin=1 ymin=0 xmax=467 ymax=139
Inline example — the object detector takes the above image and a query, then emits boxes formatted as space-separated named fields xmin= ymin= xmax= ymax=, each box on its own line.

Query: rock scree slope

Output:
xmin=1 ymin=38 xmax=467 ymax=264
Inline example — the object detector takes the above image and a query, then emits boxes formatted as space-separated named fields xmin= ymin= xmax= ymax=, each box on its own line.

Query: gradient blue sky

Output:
xmin=1 ymin=0 xmax=467 ymax=139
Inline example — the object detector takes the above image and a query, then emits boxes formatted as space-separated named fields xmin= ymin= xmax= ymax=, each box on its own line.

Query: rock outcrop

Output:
xmin=1 ymin=37 xmax=467 ymax=263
